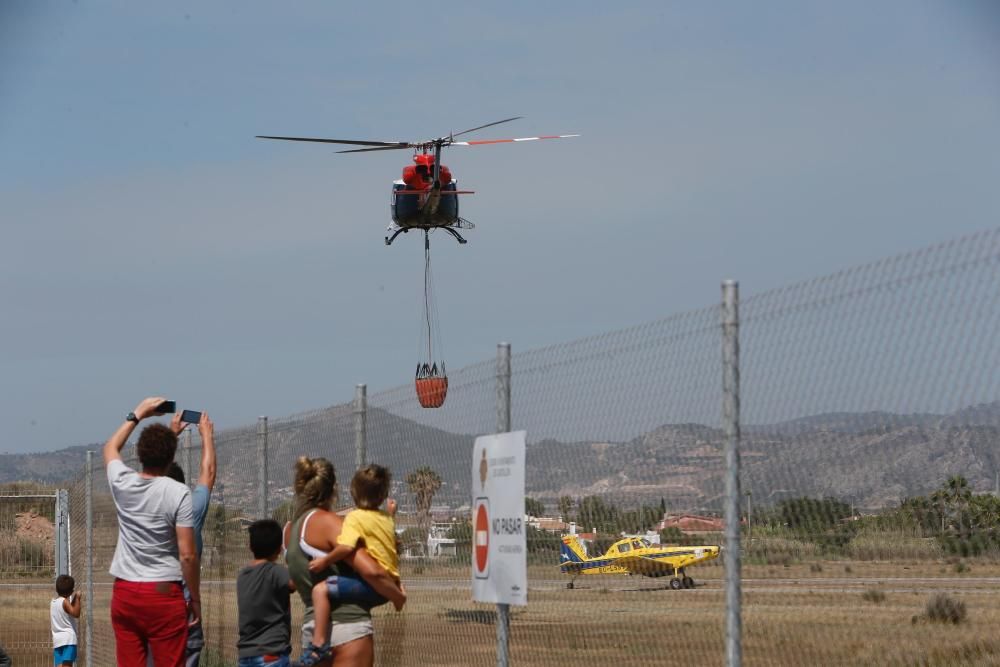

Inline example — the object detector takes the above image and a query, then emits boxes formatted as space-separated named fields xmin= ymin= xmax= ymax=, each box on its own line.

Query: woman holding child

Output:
xmin=283 ymin=457 xmax=404 ymax=667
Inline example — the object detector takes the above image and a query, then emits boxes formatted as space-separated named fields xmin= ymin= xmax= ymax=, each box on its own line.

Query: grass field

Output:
xmin=5 ymin=560 xmax=1000 ymax=666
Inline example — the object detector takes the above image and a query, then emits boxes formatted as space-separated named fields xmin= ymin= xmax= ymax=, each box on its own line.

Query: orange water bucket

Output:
xmin=415 ymin=375 xmax=448 ymax=408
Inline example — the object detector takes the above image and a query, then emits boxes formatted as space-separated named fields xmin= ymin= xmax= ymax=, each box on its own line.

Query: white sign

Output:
xmin=471 ymin=430 xmax=527 ymax=606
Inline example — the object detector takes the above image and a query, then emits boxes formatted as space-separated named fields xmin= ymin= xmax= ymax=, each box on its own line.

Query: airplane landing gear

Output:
xmin=669 ymin=577 xmax=683 ymax=590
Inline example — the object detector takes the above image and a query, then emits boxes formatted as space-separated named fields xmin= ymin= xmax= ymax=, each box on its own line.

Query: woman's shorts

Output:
xmin=300 ymin=619 xmax=374 ymax=650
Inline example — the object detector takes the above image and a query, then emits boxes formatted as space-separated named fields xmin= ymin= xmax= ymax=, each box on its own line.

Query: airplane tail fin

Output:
xmin=560 ymin=535 xmax=588 ymax=563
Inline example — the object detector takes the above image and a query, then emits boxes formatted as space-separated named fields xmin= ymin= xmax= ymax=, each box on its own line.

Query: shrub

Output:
xmin=861 ymin=589 xmax=886 ymax=604
xmin=810 ymin=563 xmax=823 ymax=573
xmin=847 ymin=531 xmax=942 ymax=561
xmin=844 ymin=565 xmax=853 ymax=574
xmin=925 ymin=593 xmax=967 ymax=624
xmin=954 ymin=561 xmax=969 ymax=574
xmin=744 ymin=535 xmax=818 ymax=565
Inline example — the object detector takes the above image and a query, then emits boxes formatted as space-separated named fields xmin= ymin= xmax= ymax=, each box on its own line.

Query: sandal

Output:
xmin=294 ymin=643 xmax=331 ymax=667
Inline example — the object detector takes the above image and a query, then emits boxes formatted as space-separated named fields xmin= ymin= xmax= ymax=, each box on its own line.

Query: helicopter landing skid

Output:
xmin=384 ymin=224 xmax=468 ymax=246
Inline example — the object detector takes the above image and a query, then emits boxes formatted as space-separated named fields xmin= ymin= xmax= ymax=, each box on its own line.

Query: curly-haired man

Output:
xmin=103 ymin=396 xmax=201 ymax=667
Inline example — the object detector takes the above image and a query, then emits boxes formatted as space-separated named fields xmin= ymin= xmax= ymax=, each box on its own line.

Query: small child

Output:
xmin=51 ymin=575 xmax=81 ymax=667
xmin=237 ymin=519 xmax=296 ymax=667
xmin=299 ymin=464 xmax=402 ymax=666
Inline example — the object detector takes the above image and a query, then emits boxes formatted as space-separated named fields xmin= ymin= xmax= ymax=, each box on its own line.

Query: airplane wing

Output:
xmin=560 ymin=561 xmax=587 ymax=574
xmin=614 ymin=555 xmax=680 ymax=576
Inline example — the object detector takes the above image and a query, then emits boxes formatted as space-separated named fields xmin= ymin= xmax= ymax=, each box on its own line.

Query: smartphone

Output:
xmin=181 ymin=409 xmax=202 ymax=424
xmin=156 ymin=400 xmax=176 ymax=414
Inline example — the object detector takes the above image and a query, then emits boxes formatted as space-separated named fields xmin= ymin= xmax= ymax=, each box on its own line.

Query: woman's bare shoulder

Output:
xmin=305 ymin=508 xmax=343 ymax=537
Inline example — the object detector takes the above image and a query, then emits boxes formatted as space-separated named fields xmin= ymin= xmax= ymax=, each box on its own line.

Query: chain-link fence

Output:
xmin=0 ymin=490 xmax=60 ymax=666
xmin=8 ymin=227 xmax=1000 ymax=665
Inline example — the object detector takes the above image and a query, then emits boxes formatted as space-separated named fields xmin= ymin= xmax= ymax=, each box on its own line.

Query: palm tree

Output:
xmin=406 ymin=466 xmax=443 ymax=557
xmin=945 ymin=476 xmax=972 ymax=537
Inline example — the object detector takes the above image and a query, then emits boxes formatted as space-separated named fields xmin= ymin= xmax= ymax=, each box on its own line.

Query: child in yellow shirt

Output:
xmin=300 ymin=464 xmax=401 ymax=665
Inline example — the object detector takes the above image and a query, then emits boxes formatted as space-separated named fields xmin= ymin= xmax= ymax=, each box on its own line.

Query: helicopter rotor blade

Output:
xmin=336 ymin=145 xmax=415 ymax=154
xmin=256 ymin=135 xmax=413 ymax=148
xmin=449 ymin=117 xmax=524 ymax=139
xmin=452 ymin=133 xmax=580 ymax=146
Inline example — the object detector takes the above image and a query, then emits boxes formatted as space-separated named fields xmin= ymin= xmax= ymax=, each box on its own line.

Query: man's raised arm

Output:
xmin=103 ymin=396 xmax=167 ymax=466
xmin=197 ymin=413 xmax=216 ymax=491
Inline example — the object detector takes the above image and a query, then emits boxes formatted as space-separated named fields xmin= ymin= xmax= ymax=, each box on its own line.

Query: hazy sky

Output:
xmin=3 ymin=1 xmax=1000 ymax=454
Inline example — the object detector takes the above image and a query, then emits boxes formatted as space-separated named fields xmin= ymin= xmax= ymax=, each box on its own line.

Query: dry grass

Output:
xmin=5 ymin=560 xmax=1000 ymax=666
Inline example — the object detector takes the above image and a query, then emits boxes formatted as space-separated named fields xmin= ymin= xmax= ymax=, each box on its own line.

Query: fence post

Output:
xmin=722 ymin=280 xmax=742 ymax=667
xmin=85 ymin=451 xmax=94 ymax=667
xmin=354 ymin=384 xmax=367 ymax=470
xmin=496 ymin=342 xmax=512 ymax=667
xmin=257 ymin=416 xmax=268 ymax=520
xmin=184 ymin=428 xmax=194 ymax=488
xmin=55 ymin=488 xmax=69 ymax=576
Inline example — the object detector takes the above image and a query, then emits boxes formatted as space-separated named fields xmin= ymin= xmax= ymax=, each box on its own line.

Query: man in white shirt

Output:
xmin=104 ymin=396 xmax=201 ymax=667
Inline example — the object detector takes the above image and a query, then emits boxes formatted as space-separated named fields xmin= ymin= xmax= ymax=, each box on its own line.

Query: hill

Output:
xmin=4 ymin=403 xmax=1000 ymax=513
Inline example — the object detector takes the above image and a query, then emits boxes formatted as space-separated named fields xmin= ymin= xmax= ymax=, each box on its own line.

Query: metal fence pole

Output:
xmin=496 ymin=342 xmax=512 ymax=667
xmin=354 ymin=384 xmax=367 ymax=470
xmin=184 ymin=428 xmax=194 ymax=488
xmin=55 ymin=489 xmax=69 ymax=576
xmin=85 ymin=451 xmax=94 ymax=667
xmin=257 ymin=416 xmax=268 ymax=520
xmin=722 ymin=280 xmax=742 ymax=667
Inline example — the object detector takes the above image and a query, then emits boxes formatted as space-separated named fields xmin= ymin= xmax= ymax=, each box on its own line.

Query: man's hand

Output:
xmin=170 ymin=413 xmax=187 ymax=436
xmin=134 ymin=396 xmax=169 ymax=421
xmin=187 ymin=598 xmax=201 ymax=628
xmin=105 ymin=396 xmax=167 ymax=466
xmin=386 ymin=498 xmax=398 ymax=517
xmin=197 ymin=412 xmax=214 ymax=439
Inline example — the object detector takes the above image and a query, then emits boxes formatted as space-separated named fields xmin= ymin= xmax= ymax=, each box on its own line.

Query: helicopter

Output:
xmin=257 ymin=117 xmax=578 ymax=245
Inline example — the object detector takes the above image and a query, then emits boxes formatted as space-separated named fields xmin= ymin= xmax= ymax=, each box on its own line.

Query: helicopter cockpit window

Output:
xmin=632 ymin=540 xmax=644 ymax=550
xmin=640 ymin=539 xmax=652 ymax=548
xmin=617 ymin=543 xmax=631 ymax=553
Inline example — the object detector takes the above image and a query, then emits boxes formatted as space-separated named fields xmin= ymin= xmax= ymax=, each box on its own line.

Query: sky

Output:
xmin=2 ymin=1 xmax=1000 ymax=454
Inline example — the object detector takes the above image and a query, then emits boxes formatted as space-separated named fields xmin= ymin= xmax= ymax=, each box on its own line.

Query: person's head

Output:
xmin=247 ymin=519 xmax=283 ymax=561
xmin=136 ymin=423 xmax=178 ymax=472
xmin=293 ymin=456 xmax=337 ymax=516
xmin=165 ymin=461 xmax=186 ymax=485
xmin=55 ymin=574 xmax=75 ymax=597
xmin=350 ymin=464 xmax=391 ymax=510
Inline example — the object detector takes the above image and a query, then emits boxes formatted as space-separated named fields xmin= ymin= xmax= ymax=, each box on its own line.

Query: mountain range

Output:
xmin=4 ymin=403 xmax=999 ymax=513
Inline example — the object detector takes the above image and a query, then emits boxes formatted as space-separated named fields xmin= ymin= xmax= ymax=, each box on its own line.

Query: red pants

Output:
xmin=111 ymin=579 xmax=188 ymax=667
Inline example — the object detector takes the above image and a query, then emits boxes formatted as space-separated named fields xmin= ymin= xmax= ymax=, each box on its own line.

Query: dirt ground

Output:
xmin=5 ymin=561 xmax=1000 ymax=666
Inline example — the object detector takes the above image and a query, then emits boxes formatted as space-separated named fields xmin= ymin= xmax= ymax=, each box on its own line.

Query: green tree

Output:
xmin=270 ymin=498 xmax=296 ymax=527
xmin=577 ymin=495 xmax=620 ymax=533
xmin=525 ymin=496 xmax=546 ymax=517
xmin=406 ymin=466 xmax=443 ymax=557
xmin=558 ymin=496 xmax=575 ymax=522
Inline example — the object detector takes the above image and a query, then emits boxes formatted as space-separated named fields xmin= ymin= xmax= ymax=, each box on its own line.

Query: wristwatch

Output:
xmin=126 ymin=412 xmax=140 ymax=424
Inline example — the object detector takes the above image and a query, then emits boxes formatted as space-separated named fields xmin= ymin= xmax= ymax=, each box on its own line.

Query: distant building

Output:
xmin=427 ymin=522 xmax=457 ymax=558
xmin=657 ymin=513 xmax=724 ymax=534
xmin=525 ymin=515 xmax=568 ymax=533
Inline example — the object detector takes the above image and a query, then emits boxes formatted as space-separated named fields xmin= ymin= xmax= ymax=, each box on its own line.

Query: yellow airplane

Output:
xmin=560 ymin=535 xmax=720 ymax=590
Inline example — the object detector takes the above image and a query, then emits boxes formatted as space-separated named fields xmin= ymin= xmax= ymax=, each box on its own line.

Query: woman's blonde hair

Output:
xmin=293 ymin=456 xmax=337 ymax=518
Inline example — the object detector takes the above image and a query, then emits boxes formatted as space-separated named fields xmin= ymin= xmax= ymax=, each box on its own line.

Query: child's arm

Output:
xmin=64 ymin=592 xmax=82 ymax=619
xmin=307 ymin=543 xmax=354 ymax=574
